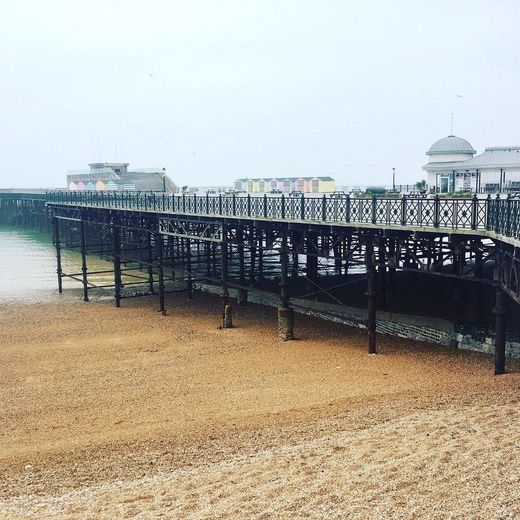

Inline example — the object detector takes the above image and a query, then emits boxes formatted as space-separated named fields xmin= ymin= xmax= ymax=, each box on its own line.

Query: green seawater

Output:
xmin=0 ymin=226 xmax=112 ymax=302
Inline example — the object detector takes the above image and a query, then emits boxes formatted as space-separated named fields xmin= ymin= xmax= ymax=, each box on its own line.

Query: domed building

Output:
xmin=423 ymin=135 xmax=520 ymax=194
xmin=423 ymin=135 xmax=476 ymax=193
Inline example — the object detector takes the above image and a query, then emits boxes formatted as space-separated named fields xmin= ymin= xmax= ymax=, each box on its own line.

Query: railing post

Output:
xmin=401 ymin=194 xmax=407 ymax=226
xmin=247 ymin=194 xmax=251 ymax=217
xmin=495 ymin=193 xmax=501 ymax=233
xmin=219 ymin=194 xmax=223 ymax=215
xmin=322 ymin=194 xmax=327 ymax=221
xmin=263 ymin=194 xmax=267 ymax=218
xmin=300 ymin=194 xmax=305 ymax=220
xmin=485 ymin=194 xmax=492 ymax=230
xmin=346 ymin=194 xmax=351 ymax=223
xmin=371 ymin=194 xmax=377 ymax=224
xmin=505 ymin=194 xmax=512 ymax=236
xmin=182 ymin=193 xmax=186 ymax=213
xmin=433 ymin=194 xmax=441 ymax=227
xmin=206 ymin=193 xmax=210 ymax=214
xmin=232 ymin=193 xmax=236 ymax=216
xmin=281 ymin=194 xmax=286 ymax=219
xmin=193 ymin=192 xmax=197 ymax=214
xmin=471 ymin=194 xmax=478 ymax=230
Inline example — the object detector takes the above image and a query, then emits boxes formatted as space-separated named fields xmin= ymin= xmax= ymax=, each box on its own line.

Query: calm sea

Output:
xmin=0 ymin=227 xmax=111 ymax=302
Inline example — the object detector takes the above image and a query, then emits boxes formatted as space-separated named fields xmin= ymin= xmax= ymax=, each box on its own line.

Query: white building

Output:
xmin=423 ymin=135 xmax=520 ymax=193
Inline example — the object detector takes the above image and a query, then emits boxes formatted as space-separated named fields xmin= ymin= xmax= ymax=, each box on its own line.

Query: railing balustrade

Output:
xmin=44 ymin=191 xmax=520 ymax=240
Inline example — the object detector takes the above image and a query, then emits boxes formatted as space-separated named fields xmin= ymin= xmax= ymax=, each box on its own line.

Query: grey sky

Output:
xmin=1 ymin=0 xmax=519 ymax=188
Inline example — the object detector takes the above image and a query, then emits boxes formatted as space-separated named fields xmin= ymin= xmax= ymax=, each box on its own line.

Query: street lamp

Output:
xmin=162 ymin=167 xmax=166 ymax=192
xmin=392 ymin=167 xmax=396 ymax=191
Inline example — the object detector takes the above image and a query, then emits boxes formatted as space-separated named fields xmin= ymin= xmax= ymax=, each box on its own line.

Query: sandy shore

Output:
xmin=0 ymin=291 xmax=519 ymax=519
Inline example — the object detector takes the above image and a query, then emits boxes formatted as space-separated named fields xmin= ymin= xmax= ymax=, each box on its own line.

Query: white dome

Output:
xmin=426 ymin=135 xmax=476 ymax=156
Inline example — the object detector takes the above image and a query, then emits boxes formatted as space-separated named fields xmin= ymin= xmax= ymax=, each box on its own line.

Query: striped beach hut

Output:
xmin=106 ymin=180 xmax=118 ymax=191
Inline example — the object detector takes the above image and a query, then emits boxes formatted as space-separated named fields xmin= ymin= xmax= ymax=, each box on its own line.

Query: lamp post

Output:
xmin=392 ymin=167 xmax=395 ymax=191
xmin=162 ymin=167 xmax=166 ymax=192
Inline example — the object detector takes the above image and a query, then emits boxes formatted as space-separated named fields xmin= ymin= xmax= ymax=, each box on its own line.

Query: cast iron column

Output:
xmin=493 ymin=285 xmax=507 ymax=375
xmin=157 ymin=233 xmax=165 ymax=314
xmin=52 ymin=212 xmax=63 ymax=294
xmin=221 ymin=226 xmax=232 ymax=328
xmin=79 ymin=219 xmax=89 ymax=302
xmin=111 ymin=217 xmax=122 ymax=308
xmin=147 ymin=232 xmax=154 ymax=294
xmin=366 ymin=234 xmax=377 ymax=354
xmin=186 ymin=237 xmax=193 ymax=299
xmin=279 ymin=229 xmax=294 ymax=340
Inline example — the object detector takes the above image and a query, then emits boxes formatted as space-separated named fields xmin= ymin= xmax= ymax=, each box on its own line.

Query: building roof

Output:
xmin=457 ymin=147 xmax=520 ymax=169
xmin=426 ymin=135 xmax=476 ymax=156
xmin=422 ymin=161 xmax=472 ymax=172
xmin=89 ymin=162 xmax=129 ymax=168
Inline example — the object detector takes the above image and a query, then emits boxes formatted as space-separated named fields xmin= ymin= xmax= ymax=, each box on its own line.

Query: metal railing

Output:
xmin=44 ymin=191 xmax=520 ymax=240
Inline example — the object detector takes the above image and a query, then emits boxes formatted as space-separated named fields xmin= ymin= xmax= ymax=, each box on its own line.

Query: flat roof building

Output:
xmin=67 ymin=163 xmax=177 ymax=192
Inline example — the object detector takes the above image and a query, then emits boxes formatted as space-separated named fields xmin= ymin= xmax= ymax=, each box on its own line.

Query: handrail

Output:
xmin=40 ymin=191 xmax=520 ymax=240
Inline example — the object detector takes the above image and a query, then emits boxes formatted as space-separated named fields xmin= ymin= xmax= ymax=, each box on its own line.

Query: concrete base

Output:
xmin=223 ymin=304 xmax=233 ymax=328
xmin=237 ymin=288 xmax=248 ymax=306
xmin=278 ymin=306 xmax=294 ymax=341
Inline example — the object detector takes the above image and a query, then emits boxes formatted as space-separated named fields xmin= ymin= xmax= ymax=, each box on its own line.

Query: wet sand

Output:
xmin=0 ymin=291 xmax=519 ymax=518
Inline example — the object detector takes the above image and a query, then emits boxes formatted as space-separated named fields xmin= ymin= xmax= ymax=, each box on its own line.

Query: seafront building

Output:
xmin=234 ymin=176 xmax=336 ymax=194
xmin=67 ymin=163 xmax=178 ymax=192
xmin=423 ymin=136 xmax=520 ymax=194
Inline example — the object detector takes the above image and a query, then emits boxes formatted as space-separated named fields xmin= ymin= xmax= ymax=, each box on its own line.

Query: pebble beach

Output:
xmin=1 ymin=291 xmax=519 ymax=519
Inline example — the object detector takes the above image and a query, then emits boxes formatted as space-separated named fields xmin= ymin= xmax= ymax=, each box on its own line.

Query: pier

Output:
xmin=2 ymin=190 xmax=520 ymax=374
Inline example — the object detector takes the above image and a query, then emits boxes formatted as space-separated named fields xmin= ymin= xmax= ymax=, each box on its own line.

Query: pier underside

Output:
xmin=46 ymin=202 xmax=520 ymax=374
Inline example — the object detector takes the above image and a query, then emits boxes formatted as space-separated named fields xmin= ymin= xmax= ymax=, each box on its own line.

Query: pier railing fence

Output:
xmin=43 ymin=191 xmax=520 ymax=240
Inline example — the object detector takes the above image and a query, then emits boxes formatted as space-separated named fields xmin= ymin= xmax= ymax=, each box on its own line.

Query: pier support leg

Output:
xmin=112 ymin=219 xmax=122 ymax=308
xmin=170 ymin=236 xmax=176 ymax=281
xmin=147 ymin=232 xmax=154 ymax=294
xmin=238 ymin=228 xmax=245 ymax=285
xmin=366 ymin=235 xmax=377 ymax=354
xmin=79 ymin=220 xmax=89 ymax=302
xmin=387 ymin=238 xmax=396 ymax=305
xmin=186 ymin=237 xmax=193 ymax=299
xmin=257 ymin=229 xmax=264 ymax=281
xmin=306 ymin=233 xmax=318 ymax=296
xmin=377 ymin=241 xmax=386 ymax=309
xmin=333 ymin=238 xmax=342 ymax=275
xmin=206 ymin=241 xmax=212 ymax=277
xmin=223 ymin=303 xmax=233 ymax=328
xmin=52 ymin=214 xmax=63 ymax=294
xmin=237 ymin=288 xmax=248 ymax=306
xmin=493 ymin=285 xmax=507 ymax=375
xmin=291 ymin=231 xmax=300 ymax=279
xmin=278 ymin=229 xmax=294 ymax=340
xmin=221 ymin=237 xmax=233 ymax=328
xmin=157 ymin=233 xmax=165 ymax=314
xmin=278 ymin=307 xmax=294 ymax=341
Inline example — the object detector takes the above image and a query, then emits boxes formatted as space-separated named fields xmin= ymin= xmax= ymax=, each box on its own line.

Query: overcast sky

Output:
xmin=1 ymin=0 xmax=519 ymax=188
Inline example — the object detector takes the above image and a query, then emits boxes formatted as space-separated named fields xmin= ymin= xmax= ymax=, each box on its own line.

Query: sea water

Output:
xmin=0 ymin=226 xmax=112 ymax=302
